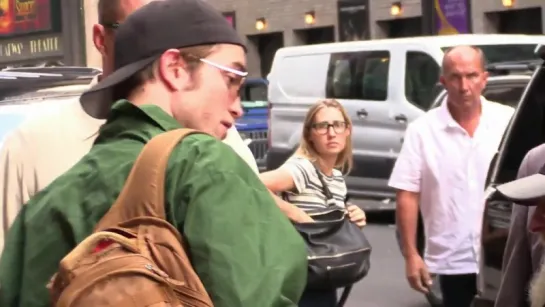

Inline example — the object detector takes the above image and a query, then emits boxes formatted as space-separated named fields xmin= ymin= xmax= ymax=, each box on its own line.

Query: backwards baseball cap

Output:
xmin=496 ymin=163 xmax=545 ymax=205
xmin=81 ymin=0 xmax=245 ymax=119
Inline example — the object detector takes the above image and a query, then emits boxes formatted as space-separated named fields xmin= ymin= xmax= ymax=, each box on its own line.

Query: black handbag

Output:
xmin=290 ymin=165 xmax=371 ymax=306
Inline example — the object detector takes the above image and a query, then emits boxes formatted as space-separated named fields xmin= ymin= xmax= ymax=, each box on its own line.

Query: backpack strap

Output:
xmin=95 ymin=128 xmax=203 ymax=231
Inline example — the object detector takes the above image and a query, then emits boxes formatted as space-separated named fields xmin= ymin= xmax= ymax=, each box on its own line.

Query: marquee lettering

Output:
xmin=29 ymin=37 xmax=59 ymax=54
xmin=16 ymin=1 xmax=36 ymax=15
xmin=0 ymin=34 xmax=63 ymax=63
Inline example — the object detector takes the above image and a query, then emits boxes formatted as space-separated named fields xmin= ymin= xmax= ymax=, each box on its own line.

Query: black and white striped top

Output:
xmin=281 ymin=157 xmax=347 ymax=212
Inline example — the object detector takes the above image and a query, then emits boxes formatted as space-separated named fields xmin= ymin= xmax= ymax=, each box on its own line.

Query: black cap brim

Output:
xmin=496 ymin=173 xmax=545 ymax=205
xmin=80 ymin=55 xmax=157 ymax=119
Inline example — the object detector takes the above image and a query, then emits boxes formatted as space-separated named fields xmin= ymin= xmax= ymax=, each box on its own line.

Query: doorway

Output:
xmin=377 ymin=17 xmax=423 ymax=38
xmin=486 ymin=7 xmax=543 ymax=34
xmin=337 ymin=0 xmax=370 ymax=41
xmin=247 ymin=32 xmax=284 ymax=78
xmin=294 ymin=26 xmax=335 ymax=45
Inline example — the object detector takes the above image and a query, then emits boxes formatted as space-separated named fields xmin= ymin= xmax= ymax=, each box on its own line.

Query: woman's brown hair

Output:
xmin=295 ymin=99 xmax=353 ymax=174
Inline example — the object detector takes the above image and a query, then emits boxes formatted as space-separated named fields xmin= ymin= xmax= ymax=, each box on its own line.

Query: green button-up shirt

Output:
xmin=0 ymin=100 xmax=307 ymax=307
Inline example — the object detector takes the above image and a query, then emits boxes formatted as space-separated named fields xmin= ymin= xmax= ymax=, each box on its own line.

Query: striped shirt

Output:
xmin=281 ymin=157 xmax=347 ymax=212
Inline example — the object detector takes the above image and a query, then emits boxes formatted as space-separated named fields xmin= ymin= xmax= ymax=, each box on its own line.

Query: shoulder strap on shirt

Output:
xmin=95 ymin=128 xmax=203 ymax=230
xmin=312 ymin=164 xmax=333 ymax=201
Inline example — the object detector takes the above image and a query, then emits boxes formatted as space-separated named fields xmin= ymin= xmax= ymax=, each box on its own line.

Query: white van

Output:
xmin=266 ymin=34 xmax=545 ymax=211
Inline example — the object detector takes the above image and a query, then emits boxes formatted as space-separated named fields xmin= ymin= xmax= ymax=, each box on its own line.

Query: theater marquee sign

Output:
xmin=0 ymin=33 xmax=63 ymax=63
xmin=0 ymin=0 xmax=67 ymax=64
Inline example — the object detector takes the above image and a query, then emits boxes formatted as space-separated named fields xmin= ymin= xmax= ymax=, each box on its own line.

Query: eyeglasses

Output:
xmin=200 ymin=58 xmax=248 ymax=77
xmin=200 ymin=58 xmax=248 ymax=91
xmin=311 ymin=121 xmax=348 ymax=135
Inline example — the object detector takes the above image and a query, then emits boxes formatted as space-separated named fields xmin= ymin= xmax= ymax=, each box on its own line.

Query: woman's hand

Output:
xmin=347 ymin=204 xmax=366 ymax=228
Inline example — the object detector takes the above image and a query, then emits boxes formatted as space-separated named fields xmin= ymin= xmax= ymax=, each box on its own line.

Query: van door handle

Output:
xmin=394 ymin=114 xmax=408 ymax=124
xmin=357 ymin=109 xmax=368 ymax=119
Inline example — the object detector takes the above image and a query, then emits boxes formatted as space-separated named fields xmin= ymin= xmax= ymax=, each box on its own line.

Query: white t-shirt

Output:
xmin=223 ymin=126 xmax=259 ymax=174
xmin=388 ymin=97 xmax=514 ymax=275
xmin=281 ymin=156 xmax=347 ymax=212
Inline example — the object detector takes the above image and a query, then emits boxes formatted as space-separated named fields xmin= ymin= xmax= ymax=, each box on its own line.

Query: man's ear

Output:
xmin=439 ymin=75 xmax=446 ymax=87
xmin=92 ymin=24 xmax=107 ymax=55
xmin=157 ymin=49 xmax=188 ymax=92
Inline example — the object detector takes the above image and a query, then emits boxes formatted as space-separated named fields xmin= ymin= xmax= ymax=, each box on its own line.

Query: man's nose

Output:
xmin=230 ymin=96 xmax=243 ymax=119
xmin=459 ymin=77 xmax=470 ymax=92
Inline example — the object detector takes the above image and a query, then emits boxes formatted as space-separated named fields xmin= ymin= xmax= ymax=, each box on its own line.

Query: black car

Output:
xmin=395 ymin=61 xmax=537 ymax=307
xmin=472 ymin=47 xmax=545 ymax=307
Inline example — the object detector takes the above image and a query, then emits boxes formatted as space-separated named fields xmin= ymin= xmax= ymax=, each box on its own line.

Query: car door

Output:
xmin=475 ymin=76 xmax=539 ymax=306
xmin=395 ymin=48 xmax=441 ymax=159
xmin=325 ymin=49 xmax=400 ymax=201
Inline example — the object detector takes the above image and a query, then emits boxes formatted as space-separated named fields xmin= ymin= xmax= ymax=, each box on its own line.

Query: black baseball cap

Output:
xmin=496 ymin=164 xmax=545 ymax=205
xmin=81 ymin=0 xmax=245 ymax=119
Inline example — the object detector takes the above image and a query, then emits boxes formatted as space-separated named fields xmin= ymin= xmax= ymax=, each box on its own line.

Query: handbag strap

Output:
xmin=95 ymin=128 xmax=202 ymax=231
xmin=312 ymin=164 xmax=334 ymax=201
xmin=337 ymin=286 xmax=352 ymax=307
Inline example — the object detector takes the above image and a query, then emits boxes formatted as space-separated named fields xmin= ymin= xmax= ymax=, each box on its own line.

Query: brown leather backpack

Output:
xmin=47 ymin=128 xmax=214 ymax=307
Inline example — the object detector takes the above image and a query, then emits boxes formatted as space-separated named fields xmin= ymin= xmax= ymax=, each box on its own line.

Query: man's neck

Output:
xmin=447 ymin=99 xmax=482 ymax=136
xmin=128 ymin=84 xmax=172 ymax=115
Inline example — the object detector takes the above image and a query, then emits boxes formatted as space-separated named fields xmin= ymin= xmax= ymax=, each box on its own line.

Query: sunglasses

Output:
xmin=101 ymin=22 xmax=120 ymax=30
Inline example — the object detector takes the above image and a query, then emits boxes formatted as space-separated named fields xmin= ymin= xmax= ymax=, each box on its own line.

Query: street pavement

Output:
xmin=343 ymin=219 xmax=429 ymax=307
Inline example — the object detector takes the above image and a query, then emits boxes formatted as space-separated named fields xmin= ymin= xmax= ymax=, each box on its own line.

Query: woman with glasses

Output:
xmin=259 ymin=99 xmax=367 ymax=307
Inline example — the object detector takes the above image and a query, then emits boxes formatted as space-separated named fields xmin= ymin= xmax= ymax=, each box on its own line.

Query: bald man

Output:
xmin=0 ymin=0 xmax=260 ymax=254
xmin=389 ymin=46 xmax=514 ymax=307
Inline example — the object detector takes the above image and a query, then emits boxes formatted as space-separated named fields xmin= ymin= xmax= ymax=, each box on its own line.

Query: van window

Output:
xmin=326 ymin=51 xmax=390 ymax=101
xmin=405 ymin=52 xmax=440 ymax=109
xmin=240 ymin=81 xmax=267 ymax=102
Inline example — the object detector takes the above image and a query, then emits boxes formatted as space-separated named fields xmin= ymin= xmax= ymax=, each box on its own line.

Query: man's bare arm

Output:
xmin=396 ymin=190 xmax=420 ymax=259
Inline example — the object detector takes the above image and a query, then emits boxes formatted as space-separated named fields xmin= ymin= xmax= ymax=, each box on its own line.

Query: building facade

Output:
xmin=0 ymin=0 xmax=86 ymax=68
xmin=81 ymin=0 xmax=545 ymax=77
xmin=207 ymin=0 xmax=545 ymax=77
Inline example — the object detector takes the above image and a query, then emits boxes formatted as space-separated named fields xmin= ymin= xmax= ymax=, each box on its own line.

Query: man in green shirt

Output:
xmin=0 ymin=1 xmax=307 ymax=306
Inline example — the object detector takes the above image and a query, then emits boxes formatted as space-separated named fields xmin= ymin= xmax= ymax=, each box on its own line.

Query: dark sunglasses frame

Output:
xmin=101 ymin=22 xmax=120 ymax=30
xmin=311 ymin=121 xmax=348 ymax=135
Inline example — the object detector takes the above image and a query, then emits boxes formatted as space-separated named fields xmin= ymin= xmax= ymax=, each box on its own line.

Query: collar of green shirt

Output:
xmin=102 ymin=99 xmax=183 ymax=136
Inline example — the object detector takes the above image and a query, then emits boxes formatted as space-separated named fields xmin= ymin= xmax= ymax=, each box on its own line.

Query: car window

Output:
xmin=240 ymin=81 xmax=267 ymax=102
xmin=405 ymin=51 xmax=440 ymax=109
xmin=326 ymin=50 xmax=390 ymax=101
xmin=482 ymin=86 xmax=526 ymax=108
xmin=431 ymin=82 xmax=528 ymax=109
